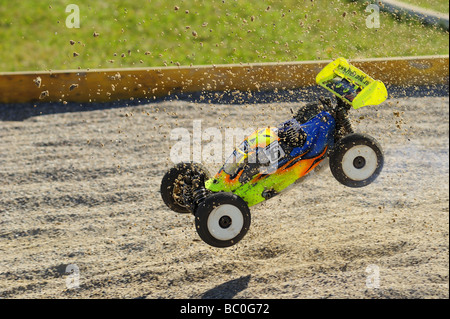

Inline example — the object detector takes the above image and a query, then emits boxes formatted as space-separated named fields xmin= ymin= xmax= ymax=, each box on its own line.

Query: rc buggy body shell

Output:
xmin=206 ymin=111 xmax=336 ymax=207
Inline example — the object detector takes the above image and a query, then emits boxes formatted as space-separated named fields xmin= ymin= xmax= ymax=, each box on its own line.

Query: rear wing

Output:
xmin=316 ymin=57 xmax=388 ymax=109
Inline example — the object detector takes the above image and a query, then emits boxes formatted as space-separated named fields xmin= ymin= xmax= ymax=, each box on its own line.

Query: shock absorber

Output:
xmin=192 ymin=187 xmax=209 ymax=210
xmin=188 ymin=175 xmax=210 ymax=213
xmin=334 ymin=98 xmax=354 ymax=141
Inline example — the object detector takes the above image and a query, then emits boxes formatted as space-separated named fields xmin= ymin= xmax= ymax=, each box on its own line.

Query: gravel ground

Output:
xmin=0 ymin=88 xmax=448 ymax=299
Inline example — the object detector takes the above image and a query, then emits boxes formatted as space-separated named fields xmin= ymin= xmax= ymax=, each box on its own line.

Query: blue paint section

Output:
xmin=276 ymin=111 xmax=335 ymax=160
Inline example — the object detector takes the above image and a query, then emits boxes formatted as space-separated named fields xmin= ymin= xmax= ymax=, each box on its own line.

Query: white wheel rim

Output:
xmin=207 ymin=204 xmax=244 ymax=241
xmin=342 ymin=145 xmax=378 ymax=181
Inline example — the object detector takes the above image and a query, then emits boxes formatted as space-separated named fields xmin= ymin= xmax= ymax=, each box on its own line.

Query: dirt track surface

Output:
xmin=0 ymin=92 xmax=448 ymax=299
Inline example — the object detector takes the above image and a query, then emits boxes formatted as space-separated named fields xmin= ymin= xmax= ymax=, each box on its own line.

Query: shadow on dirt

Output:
xmin=0 ymin=85 xmax=447 ymax=121
xmin=201 ymin=275 xmax=251 ymax=299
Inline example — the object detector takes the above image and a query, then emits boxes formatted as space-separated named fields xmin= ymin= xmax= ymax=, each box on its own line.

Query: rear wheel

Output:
xmin=195 ymin=193 xmax=251 ymax=248
xmin=329 ymin=133 xmax=384 ymax=188
xmin=160 ymin=162 xmax=210 ymax=213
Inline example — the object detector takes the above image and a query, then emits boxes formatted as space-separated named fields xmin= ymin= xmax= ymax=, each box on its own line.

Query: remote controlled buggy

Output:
xmin=161 ymin=58 xmax=388 ymax=248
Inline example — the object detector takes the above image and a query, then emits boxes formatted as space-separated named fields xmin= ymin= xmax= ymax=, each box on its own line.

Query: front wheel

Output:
xmin=160 ymin=162 xmax=210 ymax=213
xmin=195 ymin=193 xmax=251 ymax=248
xmin=329 ymin=133 xmax=384 ymax=188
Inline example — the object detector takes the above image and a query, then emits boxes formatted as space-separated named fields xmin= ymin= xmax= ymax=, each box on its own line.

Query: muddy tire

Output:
xmin=160 ymin=162 xmax=210 ymax=213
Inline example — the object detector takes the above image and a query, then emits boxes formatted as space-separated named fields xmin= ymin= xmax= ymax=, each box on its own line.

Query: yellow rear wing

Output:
xmin=316 ymin=57 xmax=388 ymax=109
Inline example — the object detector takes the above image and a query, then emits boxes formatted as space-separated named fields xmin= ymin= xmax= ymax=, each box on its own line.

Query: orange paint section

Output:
xmin=286 ymin=147 xmax=328 ymax=178
xmin=224 ymin=169 xmax=243 ymax=185
xmin=250 ymin=147 xmax=327 ymax=184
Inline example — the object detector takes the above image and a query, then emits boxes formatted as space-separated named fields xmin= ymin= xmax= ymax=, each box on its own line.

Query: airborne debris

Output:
xmin=33 ymin=77 xmax=42 ymax=88
xmin=39 ymin=90 xmax=49 ymax=99
xmin=110 ymin=72 xmax=121 ymax=80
